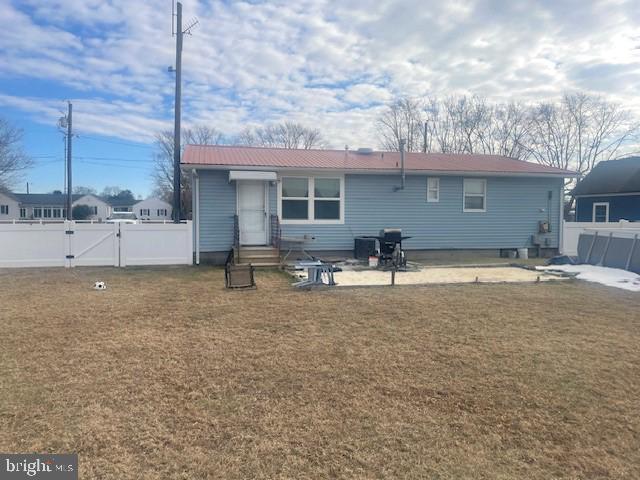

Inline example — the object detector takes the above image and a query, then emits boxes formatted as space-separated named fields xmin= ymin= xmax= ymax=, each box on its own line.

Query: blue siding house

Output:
xmin=182 ymin=145 xmax=574 ymax=263
xmin=574 ymin=157 xmax=640 ymax=222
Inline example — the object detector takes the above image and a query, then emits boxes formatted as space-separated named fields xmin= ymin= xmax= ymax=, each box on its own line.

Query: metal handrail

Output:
xmin=233 ymin=214 xmax=240 ymax=251
xmin=270 ymin=214 xmax=281 ymax=250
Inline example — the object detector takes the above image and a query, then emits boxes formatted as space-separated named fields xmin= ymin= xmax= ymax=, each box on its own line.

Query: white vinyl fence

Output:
xmin=562 ymin=220 xmax=640 ymax=256
xmin=0 ymin=221 xmax=192 ymax=268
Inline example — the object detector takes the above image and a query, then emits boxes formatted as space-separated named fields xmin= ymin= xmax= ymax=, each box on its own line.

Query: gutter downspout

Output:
xmin=400 ymin=138 xmax=406 ymax=190
xmin=192 ymin=168 xmax=200 ymax=265
xmin=558 ymin=180 xmax=564 ymax=254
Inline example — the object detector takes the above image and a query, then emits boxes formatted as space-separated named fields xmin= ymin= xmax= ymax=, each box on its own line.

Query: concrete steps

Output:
xmin=238 ymin=246 xmax=280 ymax=267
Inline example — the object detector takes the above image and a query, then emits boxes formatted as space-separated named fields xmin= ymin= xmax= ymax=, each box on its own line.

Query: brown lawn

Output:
xmin=0 ymin=266 xmax=639 ymax=479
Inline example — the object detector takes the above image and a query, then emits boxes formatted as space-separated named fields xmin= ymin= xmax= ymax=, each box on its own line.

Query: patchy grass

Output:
xmin=0 ymin=266 xmax=639 ymax=479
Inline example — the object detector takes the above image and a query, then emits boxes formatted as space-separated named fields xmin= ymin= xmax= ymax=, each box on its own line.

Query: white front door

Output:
xmin=238 ymin=181 xmax=267 ymax=245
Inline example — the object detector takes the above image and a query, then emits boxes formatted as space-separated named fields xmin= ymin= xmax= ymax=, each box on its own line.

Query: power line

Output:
xmin=78 ymin=134 xmax=154 ymax=149
xmin=75 ymin=156 xmax=156 ymax=163
xmin=77 ymin=160 xmax=151 ymax=170
xmin=32 ymin=159 xmax=64 ymax=165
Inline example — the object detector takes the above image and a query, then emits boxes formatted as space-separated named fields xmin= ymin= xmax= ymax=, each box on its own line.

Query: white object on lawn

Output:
xmin=536 ymin=264 xmax=640 ymax=292
xmin=517 ymin=248 xmax=528 ymax=259
xmin=93 ymin=281 xmax=107 ymax=290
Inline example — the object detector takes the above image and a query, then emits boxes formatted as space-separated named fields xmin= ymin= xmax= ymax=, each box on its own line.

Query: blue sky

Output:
xmin=2 ymin=0 xmax=640 ymax=196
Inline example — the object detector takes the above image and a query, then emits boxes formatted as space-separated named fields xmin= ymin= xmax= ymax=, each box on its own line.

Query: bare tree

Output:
xmin=237 ymin=121 xmax=324 ymax=149
xmin=152 ymin=126 xmax=225 ymax=217
xmin=527 ymin=93 xmax=639 ymax=175
xmin=73 ymin=185 xmax=97 ymax=195
xmin=378 ymin=96 xmax=534 ymax=159
xmin=523 ymin=92 xmax=640 ymax=213
xmin=376 ymin=98 xmax=424 ymax=152
xmin=0 ymin=118 xmax=32 ymax=189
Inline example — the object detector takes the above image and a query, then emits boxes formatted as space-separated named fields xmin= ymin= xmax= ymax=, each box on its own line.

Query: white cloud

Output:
xmin=2 ymin=0 xmax=640 ymax=149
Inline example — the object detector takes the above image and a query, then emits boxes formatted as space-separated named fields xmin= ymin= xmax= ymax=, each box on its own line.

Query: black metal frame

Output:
xmin=224 ymin=248 xmax=256 ymax=289
xmin=363 ymin=229 xmax=410 ymax=269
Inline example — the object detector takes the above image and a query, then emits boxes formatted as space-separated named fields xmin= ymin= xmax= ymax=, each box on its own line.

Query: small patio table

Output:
xmin=292 ymin=260 xmax=336 ymax=288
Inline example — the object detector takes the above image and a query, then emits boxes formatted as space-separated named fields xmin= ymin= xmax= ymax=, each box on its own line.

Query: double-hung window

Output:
xmin=427 ymin=178 xmax=439 ymax=202
xmin=20 ymin=208 xmax=26 ymax=218
xmin=140 ymin=208 xmax=150 ymax=216
xmin=314 ymin=178 xmax=341 ymax=220
xmin=33 ymin=208 xmax=42 ymax=218
xmin=0 ymin=205 xmax=8 ymax=215
xmin=463 ymin=178 xmax=487 ymax=212
xmin=157 ymin=208 xmax=168 ymax=217
xmin=592 ymin=202 xmax=609 ymax=222
xmin=43 ymin=207 xmax=52 ymax=218
xmin=280 ymin=176 xmax=343 ymax=224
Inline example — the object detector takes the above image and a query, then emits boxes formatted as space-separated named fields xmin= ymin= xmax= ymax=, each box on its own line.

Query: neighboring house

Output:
xmin=9 ymin=193 xmax=83 ymax=220
xmin=134 ymin=197 xmax=172 ymax=221
xmin=10 ymin=193 xmax=110 ymax=220
xmin=182 ymin=145 xmax=575 ymax=263
xmin=103 ymin=196 xmax=171 ymax=220
xmin=0 ymin=190 xmax=20 ymax=221
xmin=573 ymin=157 xmax=640 ymax=222
xmin=73 ymin=194 xmax=111 ymax=220
xmin=105 ymin=196 xmax=136 ymax=213
xmin=0 ymin=192 xmax=121 ymax=221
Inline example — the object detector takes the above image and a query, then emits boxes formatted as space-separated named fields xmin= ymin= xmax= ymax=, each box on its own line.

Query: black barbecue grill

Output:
xmin=363 ymin=229 xmax=411 ymax=269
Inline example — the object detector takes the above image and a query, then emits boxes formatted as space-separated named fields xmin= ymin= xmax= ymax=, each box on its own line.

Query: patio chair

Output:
xmin=224 ymin=249 xmax=256 ymax=289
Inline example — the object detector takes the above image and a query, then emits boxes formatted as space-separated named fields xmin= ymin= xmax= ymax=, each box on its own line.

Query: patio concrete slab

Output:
xmin=328 ymin=266 xmax=565 ymax=287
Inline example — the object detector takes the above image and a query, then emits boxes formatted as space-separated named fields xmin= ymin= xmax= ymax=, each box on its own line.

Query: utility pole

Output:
xmin=170 ymin=1 xmax=198 ymax=223
xmin=66 ymin=102 xmax=73 ymax=220
xmin=172 ymin=2 xmax=183 ymax=223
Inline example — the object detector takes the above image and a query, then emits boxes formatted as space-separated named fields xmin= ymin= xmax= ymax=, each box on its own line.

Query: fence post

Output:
xmin=598 ymin=232 xmax=613 ymax=266
xmin=64 ymin=220 xmax=72 ymax=268
xmin=118 ymin=223 xmax=125 ymax=267
xmin=626 ymin=234 xmax=638 ymax=271
xmin=585 ymin=231 xmax=598 ymax=264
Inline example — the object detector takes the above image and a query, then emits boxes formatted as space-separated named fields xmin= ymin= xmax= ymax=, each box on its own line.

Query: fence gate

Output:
xmin=66 ymin=222 xmax=120 ymax=267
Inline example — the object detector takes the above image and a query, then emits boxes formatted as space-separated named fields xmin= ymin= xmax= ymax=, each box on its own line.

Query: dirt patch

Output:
xmin=0 ymin=266 xmax=639 ymax=479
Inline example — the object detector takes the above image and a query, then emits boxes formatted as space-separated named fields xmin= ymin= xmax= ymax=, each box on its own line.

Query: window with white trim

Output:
xmin=140 ymin=208 xmax=150 ymax=216
xmin=33 ymin=207 xmax=42 ymax=218
xmin=463 ymin=178 xmax=486 ymax=212
xmin=427 ymin=177 xmax=439 ymax=202
xmin=592 ymin=202 xmax=609 ymax=222
xmin=157 ymin=208 xmax=168 ymax=217
xmin=0 ymin=205 xmax=8 ymax=215
xmin=280 ymin=176 xmax=343 ymax=223
xmin=20 ymin=208 xmax=26 ymax=218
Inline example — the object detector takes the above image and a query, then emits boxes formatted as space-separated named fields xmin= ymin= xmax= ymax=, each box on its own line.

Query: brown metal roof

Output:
xmin=182 ymin=144 xmax=575 ymax=176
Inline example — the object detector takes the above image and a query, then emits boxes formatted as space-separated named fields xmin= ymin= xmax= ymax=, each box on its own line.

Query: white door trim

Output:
xmin=236 ymin=180 xmax=269 ymax=246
